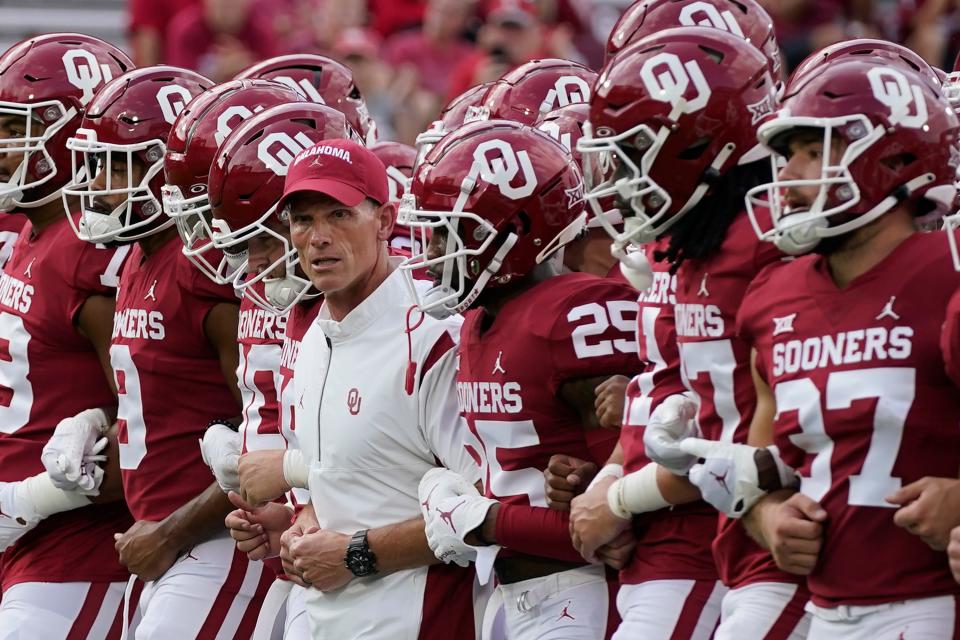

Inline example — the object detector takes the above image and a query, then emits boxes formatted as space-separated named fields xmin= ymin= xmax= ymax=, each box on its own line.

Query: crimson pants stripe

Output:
xmin=196 ymin=549 xmax=248 ymax=640
xmin=763 ymin=585 xmax=808 ymax=640
xmin=670 ymin=580 xmax=720 ymax=640
xmin=66 ymin=583 xmax=109 ymax=640
xmin=232 ymin=567 xmax=275 ymax=640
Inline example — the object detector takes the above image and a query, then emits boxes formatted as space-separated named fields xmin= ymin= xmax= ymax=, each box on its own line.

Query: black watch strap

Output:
xmin=344 ymin=529 xmax=378 ymax=577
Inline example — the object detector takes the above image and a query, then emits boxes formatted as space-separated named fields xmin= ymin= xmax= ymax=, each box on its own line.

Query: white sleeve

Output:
xmin=419 ymin=339 xmax=480 ymax=484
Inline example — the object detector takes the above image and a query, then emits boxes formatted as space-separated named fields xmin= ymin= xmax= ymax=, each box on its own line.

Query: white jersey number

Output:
xmin=238 ymin=343 xmax=285 ymax=452
xmin=470 ymin=418 xmax=547 ymax=507
xmin=111 ymin=344 xmax=147 ymax=470
xmin=568 ymin=301 xmax=637 ymax=359
xmin=678 ymin=339 xmax=742 ymax=443
xmin=0 ymin=312 xmax=33 ymax=434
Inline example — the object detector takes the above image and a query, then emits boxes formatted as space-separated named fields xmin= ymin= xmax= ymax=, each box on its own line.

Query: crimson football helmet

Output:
xmin=607 ymin=0 xmax=782 ymax=87
xmin=207 ymin=102 xmax=355 ymax=312
xmin=789 ymin=39 xmax=940 ymax=96
xmin=746 ymin=57 xmax=959 ymax=255
xmin=0 ymin=33 xmax=133 ymax=211
xmin=580 ymin=27 xmax=776 ymax=251
xmin=415 ymin=82 xmax=493 ymax=167
xmin=475 ymin=59 xmax=597 ymax=126
xmin=63 ymin=66 xmax=212 ymax=243
xmin=163 ymin=79 xmax=304 ymax=282
xmin=398 ymin=119 xmax=587 ymax=319
xmin=236 ymin=54 xmax=376 ymax=144
xmin=370 ymin=141 xmax=421 ymax=253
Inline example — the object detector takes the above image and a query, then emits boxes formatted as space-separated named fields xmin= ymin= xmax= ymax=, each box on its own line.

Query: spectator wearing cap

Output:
xmin=446 ymin=0 xmax=548 ymax=101
xmin=166 ymin=0 xmax=278 ymax=80
xmin=277 ymin=139 xmax=480 ymax=639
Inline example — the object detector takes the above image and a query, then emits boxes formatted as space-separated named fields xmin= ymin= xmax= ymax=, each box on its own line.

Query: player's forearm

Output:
xmin=656 ymin=465 xmax=701 ymax=505
xmin=159 ymin=481 xmax=234 ymax=552
xmin=367 ymin=517 xmax=439 ymax=573
xmin=488 ymin=503 xmax=585 ymax=563
xmin=742 ymin=488 xmax=794 ymax=550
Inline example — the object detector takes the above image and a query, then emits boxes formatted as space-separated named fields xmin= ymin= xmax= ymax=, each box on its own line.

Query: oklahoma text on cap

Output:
xmin=279 ymin=138 xmax=389 ymax=211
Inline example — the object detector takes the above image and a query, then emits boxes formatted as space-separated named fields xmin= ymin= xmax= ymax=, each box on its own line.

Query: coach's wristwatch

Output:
xmin=344 ymin=529 xmax=378 ymax=577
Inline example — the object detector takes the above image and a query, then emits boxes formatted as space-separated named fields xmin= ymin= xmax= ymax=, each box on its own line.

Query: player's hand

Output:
xmin=418 ymin=468 xmax=479 ymax=566
xmin=947 ymin=526 xmax=960 ymax=583
xmin=199 ymin=424 xmax=241 ymax=493
xmin=281 ymin=507 xmax=318 ymax=588
xmin=225 ymin=491 xmax=292 ymax=561
xmin=544 ymin=455 xmax=598 ymax=511
xmin=114 ymin=520 xmax=180 ymax=582
xmin=888 ymin=477 xmax=960 ymax=550
xmin=237 ymin=450 xmax=289 ymax=507
xmin=41 ymin=408 xmax=110 ymax=492
xmin=594 ymin=375 xmax=630 ymax=430
xmin=289 ymin=528 xmax=354 ymax=593
xmin=595 ymin=529 xmax=636 ymax=570
xmin=569 ymin=476 xmax=629 ymax=563
xmin=425 ymin=494 xmax=498 ymax=556
xmin=755 ymin=491 xmax=826 ymax=575
xmin=642 ymin=394 xmax=700 ymax=475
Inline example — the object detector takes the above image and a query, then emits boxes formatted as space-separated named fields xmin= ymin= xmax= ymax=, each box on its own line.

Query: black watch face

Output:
xmin=346 ymin=551 xmax=374 ymax=577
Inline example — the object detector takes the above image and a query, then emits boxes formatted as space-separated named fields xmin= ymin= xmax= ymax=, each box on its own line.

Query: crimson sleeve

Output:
xmin=942 ymin=289 xmax=960 ymax=389
xmin=494 ymin=503 xmax=584 ymax=563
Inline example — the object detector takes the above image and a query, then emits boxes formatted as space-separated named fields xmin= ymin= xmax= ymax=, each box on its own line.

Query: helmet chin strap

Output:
xmin=611 ymin=244 xmax=653 ymax=291
xmin=422 ymin=233 xmax=519 ymax=320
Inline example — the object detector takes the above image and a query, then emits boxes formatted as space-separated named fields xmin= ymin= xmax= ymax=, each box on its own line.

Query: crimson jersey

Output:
xmin=653 ymin=212 xmax=801 ymax=588
xmin=739 ymin=232 xmax=960 ymax=607
xmin=457 ymin=272 xmax=640 ymax=561
xmin=113 ymin=235 xmax=240 ymax=522
xmin=621 ymin=243 xmax=717 ymax=585
xmin=237 ymin=282 xmax=286 ymax=454
xmin=0 ymin=212 xmax=25 ymax=269
xmin=943 ymin=287 xmax=960 ymax=388
xmin=0 ymin=214 xmax=131 ymax=589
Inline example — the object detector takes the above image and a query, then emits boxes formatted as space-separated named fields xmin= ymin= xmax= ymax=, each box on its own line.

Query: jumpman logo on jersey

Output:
xmin=0 ymin=500 xmax=8 ymax=519
xmin=22 ymin=258 xmax=35 ymax=279
xmin=557 ymin=601 xmax=576 ymax=621
xmin=710 ymin=470 xmax=731 ymax=495
xmin=697 ymin=273 xmax=709 ymax=297
xmin=875 ymin=296 xmax=900 ymax=321
xmin=493 ymin=351 xmax=506 ymax=375
xmin=772 ymin=313 xmax=797 ymax=336
xmin=144 ymin=280 xmax=158 ymax=302
xmin=421 ymin=485 xmax=438 ymax=512
xmin=439 ymin=499 xmax=466 ymax=532
xmin=182 ymin=546 xmax=199 ymax=561
xmin=0 ymin=501 xmax=25 ymax=526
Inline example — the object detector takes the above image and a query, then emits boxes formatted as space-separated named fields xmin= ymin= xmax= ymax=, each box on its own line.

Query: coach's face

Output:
xmin=287 ymin=191 xmax=393 ymax=294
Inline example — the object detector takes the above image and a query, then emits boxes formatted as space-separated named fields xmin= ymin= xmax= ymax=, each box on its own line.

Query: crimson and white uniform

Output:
xmin=294 ymin=263 xmax=478 ymax=640
xmin=0 ymin=212 xmax=24 ymax=269
xmin=616 ymin=244 xmax=724 ymax=640
xmin=739 ymin=231 xmax=960 ymax=637
xmin=0 ymin=214 xmax=131 ymax=639
xmin=942 ymin=288 xmax=960 ymax=389
xmin=651 ymin=213 xmax=809 ymax=639
xmin=112 ymin=236 xmax=271 ymax=639
xmin=457 ymin=272 xmax=639 ymax=639
xmin=237 ymin=284 xmax=286 ymax=456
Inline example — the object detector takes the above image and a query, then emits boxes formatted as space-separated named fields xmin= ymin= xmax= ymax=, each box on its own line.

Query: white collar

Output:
xmin=316 ymin=256 xmax=408 ymax=342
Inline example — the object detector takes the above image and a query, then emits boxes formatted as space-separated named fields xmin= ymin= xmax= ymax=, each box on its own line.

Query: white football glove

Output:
xmin=642 ymin=394 xmax=700 ymax=475
xmin=0 ymin=473 xmax=92 ymax=551
xmin=418 ymin=468 xmax=490 ymax=567
xmin=680 ymin=439 xmax=799 ymax=518
xmin=41 ymin=408 xmax=110 ymax=493
xmin=199 ymin=423 xmax=241 ymax=493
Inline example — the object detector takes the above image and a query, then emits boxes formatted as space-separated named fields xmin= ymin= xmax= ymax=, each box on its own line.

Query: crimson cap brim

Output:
xmin=279 ymin=178 xmax=367 ymax=214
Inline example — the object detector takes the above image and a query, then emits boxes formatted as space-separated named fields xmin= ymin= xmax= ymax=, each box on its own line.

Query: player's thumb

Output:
xmin=228 ymin=490 xmax=256 ymax=512
xmin=885 ymin=479 xmax=925 ymax=506
xmin=678 ymin=437 xmax=714 ymax=459
xmin=791 ymin=493 xmax=827 ymax=522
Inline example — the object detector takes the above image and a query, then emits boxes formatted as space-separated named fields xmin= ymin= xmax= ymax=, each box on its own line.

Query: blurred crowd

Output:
xmin=127 ymin=0 xmax=960 ymax=145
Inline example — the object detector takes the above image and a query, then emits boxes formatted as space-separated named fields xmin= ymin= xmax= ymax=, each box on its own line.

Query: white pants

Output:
xmin=613 ymin=579 xmax=726 ymax=640
xmin=0 ymin=581 xmax=126 ymax=640
xmin=498 ymin=565 xmax=608 ymax=640
xmin=716 ymin=582 xmax=810 ymax=640
xmin=284 ymin=584 xmax=310 ymax=639
xmin=122 ymin=534 xmax=271 ymax=639
xmin=806 ymin=594 xmax=957 ymax=639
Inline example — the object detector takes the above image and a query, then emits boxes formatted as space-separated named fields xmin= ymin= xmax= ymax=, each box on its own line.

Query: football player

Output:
xmin=0 ymin=33 xmax=134 ymax=638
xmin=60 ymin=66 xmax=273 ymax=637
xmin=573 ymin=27 xmax=810 ymax=639
xmin=400 ymin=120 xmax=640 ymax=639
xmin=736 ymin=57 xmax=960 ymax=636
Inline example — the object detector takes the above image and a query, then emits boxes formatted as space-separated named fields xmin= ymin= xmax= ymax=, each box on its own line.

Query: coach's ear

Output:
xmin=375 ymin=200 xmax=396 ymax=242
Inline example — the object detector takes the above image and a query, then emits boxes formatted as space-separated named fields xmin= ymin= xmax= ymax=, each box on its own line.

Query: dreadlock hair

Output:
xmin=653 ymin=159 xmax=772 ymax=273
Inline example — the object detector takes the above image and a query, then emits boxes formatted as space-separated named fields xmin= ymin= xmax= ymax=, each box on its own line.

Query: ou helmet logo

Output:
xmin=215 ymin=105 xmax=265 ymax=146
xmin=272 ymin=76 xmax=326 ymax=104
xmin=62 ymin=49 xmax=115 ymax=106
xmin=867 ymin=67 xmax=929 ymax=129
xmin=542 ymin=76 xmax=591 ymax=111
xmin=678 ymin=2 xmax=745 ymax=37
xmin=640 ymin=53 xmax=711 ymax=115
xmin=157 ymin=85 xmax=196 ymax=125
xmin=258 ymin=131 xmax=315 ymax=176
xmin=470 ymin=139 xmax=537 ymax=200
xmin=537 ymin=121 xmax=573 ymax=153
xmin=385 ymin=165 xmax=409 ymax=203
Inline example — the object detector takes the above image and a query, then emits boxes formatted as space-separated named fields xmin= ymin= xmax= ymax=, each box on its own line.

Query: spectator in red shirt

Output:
xmin=128 ymin=0 xmax=200 ymax=65
xmin=384 ymin=0 xmax=478 ymax=97
xmin=368 ymin=0 xmax=428 ymax=38
xmin=166 ymin=0 xmax=278 ymax=81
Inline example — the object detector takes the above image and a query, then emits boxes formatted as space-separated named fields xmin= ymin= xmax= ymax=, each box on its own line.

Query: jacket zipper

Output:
xmin=317 ymin=335 xmax=333 ymax=461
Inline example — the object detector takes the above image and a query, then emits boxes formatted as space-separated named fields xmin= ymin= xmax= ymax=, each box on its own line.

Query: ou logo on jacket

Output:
xmin=215 ymin=105 xmax=265 ymax=146
xmin=867 ymin=67 xmax=929 ymax=129
xmin=157 ymin=85 xmax=196 ymax=125
xmin=640 ymin=52 xmax=711 ymax=116
xmin=678 ymin=2 xmax=745 ymax=37
xmin=63 ymin=50 xmax=115 ymax=106
xmin=542 ymin=76 xmax=591 ymax=112
xmin=258 ymin=131 xmax=316 ymax=176
xmin=469 ymin=139 xmax=537 ymax=200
